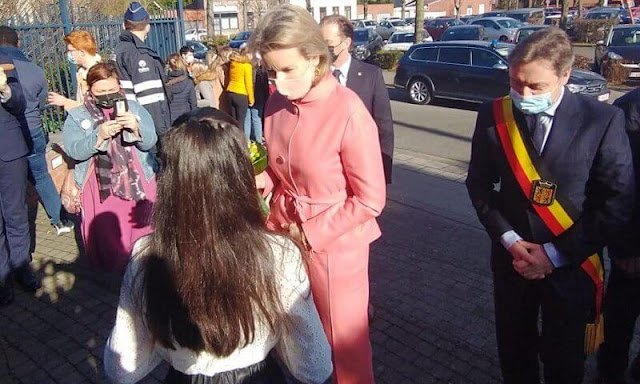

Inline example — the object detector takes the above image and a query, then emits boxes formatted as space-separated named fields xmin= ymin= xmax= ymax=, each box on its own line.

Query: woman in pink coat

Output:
xmin=251 ymin=5 xmax=386 ymax=383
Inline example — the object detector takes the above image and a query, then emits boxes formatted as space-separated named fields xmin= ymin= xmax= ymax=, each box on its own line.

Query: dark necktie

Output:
xmin=332 ymin=69 xmax=342 ymax=82
xmin=526 ymin=114 xmax=544 ymax=154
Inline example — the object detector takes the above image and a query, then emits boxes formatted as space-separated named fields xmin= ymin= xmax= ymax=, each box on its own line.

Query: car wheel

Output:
xmin=408 ymin=78 xmax=432 ymax=105
xmin=499 ymin=35 xmax=509 ymax=42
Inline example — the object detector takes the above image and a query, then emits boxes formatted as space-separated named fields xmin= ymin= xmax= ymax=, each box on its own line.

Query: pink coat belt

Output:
xmin=280 ymin=188 xmax=348 ymax=223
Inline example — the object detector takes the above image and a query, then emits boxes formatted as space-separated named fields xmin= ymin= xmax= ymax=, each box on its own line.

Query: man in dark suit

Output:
xmin=320 ymin=15 xmax=394 ymax=184
xmin=466 ymin=28 xmax=634 ymax=383
xmin=596 ymin=87 xmax=640 ymax=384
xmin=0 ymin=53 xmax=40 ymax=306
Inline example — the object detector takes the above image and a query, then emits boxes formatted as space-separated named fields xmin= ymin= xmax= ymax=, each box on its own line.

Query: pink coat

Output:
xmin=262 ymin=74 xmax=386 ymax=252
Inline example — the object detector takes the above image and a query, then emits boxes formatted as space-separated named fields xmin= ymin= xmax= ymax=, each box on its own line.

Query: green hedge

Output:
xmin=202 ymin=35 xmax=231 ymax=48
xmin=374 ymin=50 xmax=405 ymax=70
xmin=570 ymin=19 xmax=618 ymax=43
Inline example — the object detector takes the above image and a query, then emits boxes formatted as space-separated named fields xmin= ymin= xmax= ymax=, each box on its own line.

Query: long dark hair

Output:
xmin=140 ymin=108 xmax=285 ymax=356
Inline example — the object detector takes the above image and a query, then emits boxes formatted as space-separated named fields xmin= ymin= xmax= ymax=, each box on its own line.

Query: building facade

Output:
xmin=288 ymin=0 xmax=358 ymax=22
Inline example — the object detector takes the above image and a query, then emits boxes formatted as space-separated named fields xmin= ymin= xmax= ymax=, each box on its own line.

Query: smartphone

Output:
xmin=114 ymin=98 xmax=129 ymax=116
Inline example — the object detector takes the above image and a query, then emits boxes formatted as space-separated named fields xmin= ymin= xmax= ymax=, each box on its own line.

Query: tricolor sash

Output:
xmin=493 ymin=96 xmax=604 ymax=355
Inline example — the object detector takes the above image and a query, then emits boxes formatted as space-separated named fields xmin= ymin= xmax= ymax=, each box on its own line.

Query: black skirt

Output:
xmin=164 ymin=356 xmax=286 ymax=384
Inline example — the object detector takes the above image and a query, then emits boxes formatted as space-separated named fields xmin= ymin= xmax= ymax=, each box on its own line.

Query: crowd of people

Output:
xmin=0 ymin=1 xmax=394 ymax=383
xmin=6 ymin=1 xmax=640 ymax=384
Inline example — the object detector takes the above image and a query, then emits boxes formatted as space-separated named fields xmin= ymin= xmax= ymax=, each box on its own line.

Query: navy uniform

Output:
xmin=0 ymin=53 xmax=40 ymax=305
xmin=466 ymin=89 xmax=634 ymax=383
xmin=115 ymin=2 xmax=171 ymax=137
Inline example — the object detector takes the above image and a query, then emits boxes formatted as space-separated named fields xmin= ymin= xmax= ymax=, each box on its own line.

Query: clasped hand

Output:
xmin=509 ymin=240 xmax=554 ymax=280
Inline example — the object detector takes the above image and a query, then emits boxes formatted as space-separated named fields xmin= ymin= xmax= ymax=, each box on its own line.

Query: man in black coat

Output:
xmin=466 ymin=28 xmax=634 ymax=383
xmin=0 ymin=53 xmax=40 ymax=306
xmin=320 ymin=15 xmax=394 ymax=184
xmin=597 ymin=87 xmax=640 ymax=384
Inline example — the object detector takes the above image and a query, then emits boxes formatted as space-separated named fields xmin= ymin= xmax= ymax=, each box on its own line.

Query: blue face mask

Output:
xmin=510 ymin=85 xmax=559 ymax=115
xmin=67 ymin=51 xmax=77 ymax=65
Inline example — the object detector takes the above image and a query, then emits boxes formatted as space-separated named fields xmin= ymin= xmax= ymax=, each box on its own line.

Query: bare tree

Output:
xmin=364 ymin=0 xmax=368 ymax=20
xmin=306 ymin=0 xmax=312 ymax=13
xmin=560 ymin=0 xmax=569 ymax=29
xmin=453 ymin=0 xmax=463 ymax=20
xmin=415 ymin=0 xmax=424 ymax=42
xmin=207 ymin=0 xmax=217 ymax=37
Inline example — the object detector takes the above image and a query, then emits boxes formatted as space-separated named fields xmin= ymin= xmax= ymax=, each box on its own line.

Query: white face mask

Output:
xmin=184 ymin=54 xmax=195 ymax=64
xmin=271 ymin=61 xmax=315 ymax=101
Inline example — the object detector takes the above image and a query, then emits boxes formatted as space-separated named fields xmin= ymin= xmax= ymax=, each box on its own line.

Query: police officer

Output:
xmin=115 ymin=2 xmax=171 ymax=138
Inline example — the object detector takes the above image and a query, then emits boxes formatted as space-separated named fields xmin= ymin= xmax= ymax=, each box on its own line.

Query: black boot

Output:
xmin=14 ymin=264 xmax=41 ymax=292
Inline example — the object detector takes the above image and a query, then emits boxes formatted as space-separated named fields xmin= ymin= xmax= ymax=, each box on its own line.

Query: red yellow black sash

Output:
xmin=493 ymin=96 xmax=604 ymax=355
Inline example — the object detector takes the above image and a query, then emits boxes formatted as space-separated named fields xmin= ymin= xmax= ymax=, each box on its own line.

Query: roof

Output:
xmin=505 ymin=8 xmax=545 ymax=13
xmin=446 ymin=24 xmax=483 ymax=29
xmin=412 ymin=41 xmax=514 ymax=48
xmin=473 ymin=16 xmax=519 ymax=21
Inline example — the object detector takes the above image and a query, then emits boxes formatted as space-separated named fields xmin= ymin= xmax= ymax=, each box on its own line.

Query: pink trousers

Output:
xmin=307 ymin=243 xmax=374 ymax=384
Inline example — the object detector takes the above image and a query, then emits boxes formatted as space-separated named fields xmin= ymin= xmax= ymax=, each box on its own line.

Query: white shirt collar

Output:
xmin=331 ymin=54 xmax=352 ymax=85
xmin=543 ymin=86 xmax=565 ymax=117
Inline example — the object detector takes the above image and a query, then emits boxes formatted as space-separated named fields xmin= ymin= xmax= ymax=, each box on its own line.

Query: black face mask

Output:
xmin=94 ymin=92 xmax=123 ymax=109
xmin=328 ymin=46 xmax=339 ymax=63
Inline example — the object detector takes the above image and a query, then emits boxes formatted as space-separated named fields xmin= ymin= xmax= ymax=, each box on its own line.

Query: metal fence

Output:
xmin=2 ymin=0 xmax=185 ymax=132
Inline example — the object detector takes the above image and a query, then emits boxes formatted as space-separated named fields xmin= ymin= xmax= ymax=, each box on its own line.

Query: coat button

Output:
xmin=276 ymin=156 xmax=285 ymax=165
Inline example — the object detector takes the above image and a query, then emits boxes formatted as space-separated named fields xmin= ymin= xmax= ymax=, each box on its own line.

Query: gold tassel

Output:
xmin=584 ymin=314 xmax=604 ymax=355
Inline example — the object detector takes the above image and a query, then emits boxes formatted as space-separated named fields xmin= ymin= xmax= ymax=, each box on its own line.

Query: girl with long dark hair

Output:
xmin=104 ymin=108 xmax=332 ymax=384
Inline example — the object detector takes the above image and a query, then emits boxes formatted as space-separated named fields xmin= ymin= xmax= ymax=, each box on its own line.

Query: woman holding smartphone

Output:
xmin=63 ymin=62 xmax=158 ymax=271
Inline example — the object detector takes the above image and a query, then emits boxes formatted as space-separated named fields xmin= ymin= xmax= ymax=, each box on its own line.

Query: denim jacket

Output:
xmin=62 ymin=100 xmax=158 ymax=189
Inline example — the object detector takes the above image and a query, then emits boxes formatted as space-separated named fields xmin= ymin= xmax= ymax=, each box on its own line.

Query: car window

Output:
xmin=473 ymin=20 xmax=491 ymax=27
xmin=410 ymin=47 xmax=438 ymax=61
xmin=438 ymin=47 xmax=470 ymax=65
xmin=471 ymin=49 xmax=505 ymax=67
xmin=391 ymin=21 xmax=407 ymax=27
xmin=441 ymin=28 xmax=479 ymax=40
xmin=354 ymin=30 xmax=369 ymax=41
xmin=610 ymin=28 xmax=640 ymax=45
xmin=496 ymin=19 xmax=523 ymax=28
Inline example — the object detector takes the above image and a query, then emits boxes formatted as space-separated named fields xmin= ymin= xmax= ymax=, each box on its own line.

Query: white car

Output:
xmin=185 ymin=28 xmax=207 ymax=41
xmin=383 ymin=32 xmax=432 ymax=51
xmin=352 ymin=19 xmax=378 ymax=30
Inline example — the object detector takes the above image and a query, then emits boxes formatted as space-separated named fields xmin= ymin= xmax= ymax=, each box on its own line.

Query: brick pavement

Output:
xmin=0 ymin=148 xmax=636 ymax=383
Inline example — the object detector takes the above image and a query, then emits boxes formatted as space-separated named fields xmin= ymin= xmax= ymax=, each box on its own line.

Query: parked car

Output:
xmin=185 ymin=28 xmax=207 ymax=41
xmin=440 ymin=25 xmax=487 ymax=41
xmin=384 ymin=32 xmax=432 ymax=51
xmin=543 ymin=14 xmax=575 ymax=27
xmin=353 ymin=28 xmax=385 ymax=61
xmin=585 ymin=7 xmax=633 ymax=24
xmin=514 ymin=25 xmax=548 ymax=44
xmin=460 ymin=15 xmax=480 ymax=24
xmin=352 ymin=19 xmax=378 ymax=29
xmin=228 ymin=31 xmax=252 ymax=49
xmin=481 ymin=10 xmax=508 ymax=18
xmin=470 ymin=17 xmax=524 ymax=42
xmin=595 ymin=24 xmax=640 ymax=78
xmin=504 ymin=8 xmax=545 ymax=23
xmin=405 ymin=17 xmax=416 ymax=25
xmin=376 ymin=19 xmax=413 ymax=40
xmin=394 ymin=41 xmax=609 ymax=105
xmin=424 ymin=18 xmax=465 ymax=40
xmin=185 ymin=40 xmax=209 ymax=60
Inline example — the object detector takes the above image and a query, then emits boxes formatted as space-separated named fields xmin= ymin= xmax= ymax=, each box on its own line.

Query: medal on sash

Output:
xmin=531 ymin=180 xmax=557 ymax=206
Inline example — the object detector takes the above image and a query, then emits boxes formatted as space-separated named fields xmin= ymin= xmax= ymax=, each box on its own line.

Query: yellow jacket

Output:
xmin=226 ymin=60 xmax=254 ymax=106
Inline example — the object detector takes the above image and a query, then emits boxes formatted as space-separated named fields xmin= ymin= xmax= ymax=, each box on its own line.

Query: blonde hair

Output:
xmin=168 ymin=53 xmax=187 ymax=71
xmin=248 ymin=4 xmax=329 ymax=83
xmin=218 ymin=46 xmax=233 ymax=64
xmin=191 ymin=62 xmax=208 ymax=78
